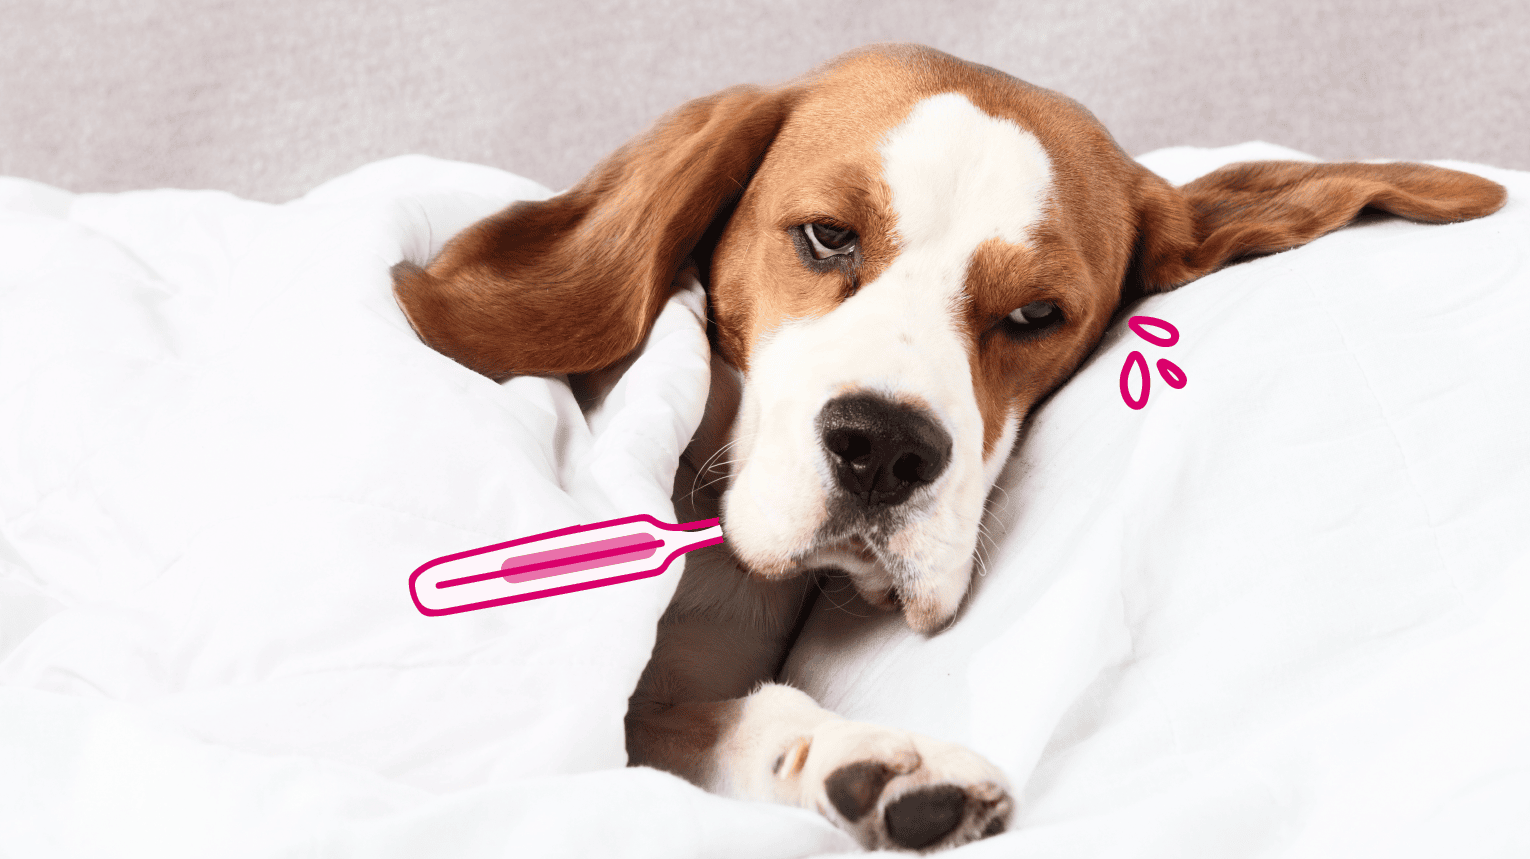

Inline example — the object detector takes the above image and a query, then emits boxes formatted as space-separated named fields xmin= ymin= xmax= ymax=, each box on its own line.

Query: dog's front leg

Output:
xmin=626 ymin=542 xmax=1012 ymax=851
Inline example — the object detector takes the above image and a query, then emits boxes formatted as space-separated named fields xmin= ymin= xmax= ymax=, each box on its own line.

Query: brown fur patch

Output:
xmin=626 ymin=698 xmax=745 ymax=786
xmin=1131 ymin=161 xmax=1509 ymax=295
xmin=394 ymin=85 xmax=801 ymax=379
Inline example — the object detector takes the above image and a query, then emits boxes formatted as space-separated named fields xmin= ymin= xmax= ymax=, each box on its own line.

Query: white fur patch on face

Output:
xmin=879 ymin=92 xmax=1054 ymax=255
xmin=723 ymin=93 xmax=1053 ymax=631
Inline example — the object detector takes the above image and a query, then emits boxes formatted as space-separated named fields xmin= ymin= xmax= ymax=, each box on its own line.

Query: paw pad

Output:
xmin=826 ymin=761 xmax=899 ymax=822
xmin=884 ymin=785 xmax=967 ymax=850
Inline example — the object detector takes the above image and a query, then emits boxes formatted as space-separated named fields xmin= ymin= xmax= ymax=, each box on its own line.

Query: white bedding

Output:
xmin=1 ymin=144 xmax=1526 ymax=857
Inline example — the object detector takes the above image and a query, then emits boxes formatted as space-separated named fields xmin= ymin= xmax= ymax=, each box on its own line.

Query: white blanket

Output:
xmin=1 ymin=145 xmax=1526 ymax=857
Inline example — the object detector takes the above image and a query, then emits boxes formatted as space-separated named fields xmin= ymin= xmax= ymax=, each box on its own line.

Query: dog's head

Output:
xmin=395 ymin=45 xmax=1505 ymax=632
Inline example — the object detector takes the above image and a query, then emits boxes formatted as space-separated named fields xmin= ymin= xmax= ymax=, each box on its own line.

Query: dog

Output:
xmin=392 ymin=44 xmax=1505 ymax=851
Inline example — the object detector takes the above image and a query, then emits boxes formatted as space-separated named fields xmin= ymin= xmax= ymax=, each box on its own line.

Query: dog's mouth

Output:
xmin=718 ymin=486 xmax=978 ymax=632
xmin=793 ymin=535 xmax=905 ymax=612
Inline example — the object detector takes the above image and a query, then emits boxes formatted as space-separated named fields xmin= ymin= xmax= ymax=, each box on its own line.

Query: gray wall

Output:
xmin=3 ymin=0 xmax=1526 ymax=202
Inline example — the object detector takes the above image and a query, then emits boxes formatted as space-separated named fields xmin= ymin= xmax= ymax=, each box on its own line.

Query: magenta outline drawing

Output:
xmin=1156 ymin=358 xmax=1187 ymax=389
xmin=408 ymin=514 xmax=723 ymax=617
xmin=1129 ymin=315 xmax=1180 ymax=347
xmin=1120 ymin=350 xmax=1151 ymax=410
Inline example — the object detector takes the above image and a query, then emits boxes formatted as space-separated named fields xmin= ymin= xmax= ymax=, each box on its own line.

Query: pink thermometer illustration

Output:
xmin=408 ymin=514 xmax=724 ymax=616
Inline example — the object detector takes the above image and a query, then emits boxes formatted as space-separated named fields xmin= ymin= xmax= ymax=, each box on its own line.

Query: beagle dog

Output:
xmin=393 ymin=44 xmax=1505 ymax=852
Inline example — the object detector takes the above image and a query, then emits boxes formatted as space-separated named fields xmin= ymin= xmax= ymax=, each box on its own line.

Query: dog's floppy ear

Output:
xmin=394 ymin=84 xmax=800 ymax=379
xmin=1129 ymin=160 xmax=1507 ymax=295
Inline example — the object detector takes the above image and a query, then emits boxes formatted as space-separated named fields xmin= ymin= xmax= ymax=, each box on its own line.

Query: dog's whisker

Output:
xmin=688 ymin=447 xmax=730 ymax=500
xmin=702 ymin=455 xmax=747 ymax=474
xmin=818 ymin=581 xmax=871 ymax=618
xmin=985 ymin=483 xmax=1013 ymax=517
xmin=806 ymin=571 xmax=876 ymax=618
xmin=689 ymin=466 xmax=746 ymax=498
xmin=686 ymin=436 xmax=751 ymax=505
xmin=685 ymin=442 xmax=753 ymax=505
xmin=700 ymin=435 xmax=749 ymax=473
xmin=699 ymin=434 xmax=752 ymax=476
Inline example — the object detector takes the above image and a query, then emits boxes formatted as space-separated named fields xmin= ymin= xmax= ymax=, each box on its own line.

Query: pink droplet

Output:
xmin=1156 ymin=358 xmax=1187 ymax=389
xmin=1129 ymin=315 xmax=1180 ymax=348
xmin=1120 ymin=350 xmax=1150 ymax=410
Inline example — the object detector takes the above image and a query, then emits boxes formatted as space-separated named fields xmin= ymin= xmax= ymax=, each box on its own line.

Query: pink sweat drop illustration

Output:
xmin=408 ymin=514 xmax=724 ymax=616
xmin=1120 ymin=315 xmax=1189 ymax=409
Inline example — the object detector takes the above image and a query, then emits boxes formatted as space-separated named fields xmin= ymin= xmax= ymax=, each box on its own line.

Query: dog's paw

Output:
xmin=789 ymin=718 xmax=1012 ymax=852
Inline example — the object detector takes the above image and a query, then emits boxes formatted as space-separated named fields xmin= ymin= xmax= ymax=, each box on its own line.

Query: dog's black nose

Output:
xmin=817 ymin=394 xmax=952 ymax=508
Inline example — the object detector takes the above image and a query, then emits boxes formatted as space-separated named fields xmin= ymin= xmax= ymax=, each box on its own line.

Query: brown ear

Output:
xmin=393 ymin=84 xmax=799 ymax=379
xmin=1131 ymin=160 xmax=1507 ymax=295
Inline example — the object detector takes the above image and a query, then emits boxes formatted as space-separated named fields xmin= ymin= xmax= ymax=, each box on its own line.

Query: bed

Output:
xmin=2 ymin=139 xmax=1526 ymax=857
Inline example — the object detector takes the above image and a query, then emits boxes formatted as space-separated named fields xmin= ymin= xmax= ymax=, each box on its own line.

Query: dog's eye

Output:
xmin=803 ymin=223 xmax=857 ymax=259
xmin=1002 ymin=301 xmax=1063 ymax=339
xmin=1008 ymin=301 xmax=1057 ymax=325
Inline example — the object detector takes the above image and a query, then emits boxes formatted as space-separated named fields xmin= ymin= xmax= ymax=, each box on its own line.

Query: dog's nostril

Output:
xmin=827 ymin=429 xmax=874 ymax=463
xmin=891 ymin=452 xmax=926 ymax=485
xmin=817 ymin=394 xmax=952 ymax=509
